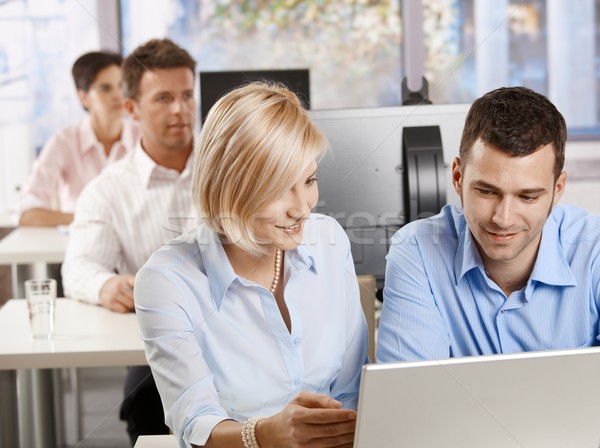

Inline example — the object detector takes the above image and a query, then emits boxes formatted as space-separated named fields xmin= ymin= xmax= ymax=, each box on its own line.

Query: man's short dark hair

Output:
xmin=121 ymin=38 xmax=197 ymax=100
xmin=71 ymin=51 xmax=123 ymax=93
xmin=459 ymin=86 xmax=567 ymax=180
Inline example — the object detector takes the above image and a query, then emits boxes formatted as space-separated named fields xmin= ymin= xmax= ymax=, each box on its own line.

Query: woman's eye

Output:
xmin=305 ymin=177 xmax=317 ymax=186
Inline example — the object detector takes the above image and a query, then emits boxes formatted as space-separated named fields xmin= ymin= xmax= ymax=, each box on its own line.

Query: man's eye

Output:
xmin=520 ymin=195 xmax=537 ymax=202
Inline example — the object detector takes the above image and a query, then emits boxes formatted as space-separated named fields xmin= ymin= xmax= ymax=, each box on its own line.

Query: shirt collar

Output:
xmin=287 ymin=237 xmax=317 ymax=275
xmin=133 ymin=142 xmax=195 ymax=189
xmin=286 ymin=214 xmax=321 ymax=275
xmin=133 ymin=142 xmax=159 ymax=187
xmin=107 ymin=119 xmax=139 ymax=161
xmin=197 ymin=216 xmax=319 ymax=310
xmin=454 ymin=222 xmax=485 ymax=284
xmin=454 ymin=207 xmax=577 ymax=287
xmin=196 ymin=224 xmax=238 ymax=310
xmin=80 ymin=117 xmax=139 ymax=158
xmin=529 ymin=210 xmax=577 ymax=286
xmin=79 ymin=116 xmax=100 ymax=154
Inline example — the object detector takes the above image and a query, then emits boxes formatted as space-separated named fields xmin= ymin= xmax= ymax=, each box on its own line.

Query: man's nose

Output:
xmin=491 ymin=196 xmax=514 ymax=228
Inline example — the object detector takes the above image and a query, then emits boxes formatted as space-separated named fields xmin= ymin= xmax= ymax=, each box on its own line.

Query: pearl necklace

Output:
xmin=270 ymin=248 xmax=282 ymax=294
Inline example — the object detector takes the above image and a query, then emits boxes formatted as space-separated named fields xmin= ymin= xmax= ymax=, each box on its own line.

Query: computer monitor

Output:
xmin=354 ymin=347 xmax=600 ymax=448
xmin=199 ymin=69 xmax=310 ymax=123
xmin=310 ymin=103 xmax=471 ymax=286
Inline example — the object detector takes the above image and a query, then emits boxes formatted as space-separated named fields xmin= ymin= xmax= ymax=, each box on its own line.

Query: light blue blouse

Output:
xmin=135 ymin=213 xmax=368 ymax=447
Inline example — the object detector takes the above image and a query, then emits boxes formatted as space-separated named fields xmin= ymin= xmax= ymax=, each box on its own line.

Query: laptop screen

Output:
xmin=355 ymin=347 xmax=600 ymax=448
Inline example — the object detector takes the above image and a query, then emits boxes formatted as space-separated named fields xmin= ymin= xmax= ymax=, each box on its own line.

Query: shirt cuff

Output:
xmin=17 ymin=192 xmax=48 ymax=216
xmin=69 ymin=272 xmax=117 ymax=304
xmin=186 ymin=415 xmax=231 ymax=447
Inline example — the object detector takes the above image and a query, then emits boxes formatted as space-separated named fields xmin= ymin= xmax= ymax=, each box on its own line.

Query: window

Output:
xmin=424 ymin=0 xmax=599 ymax=137
xmin=121 ymin=0 xmax=600 ymax=136
xmin=0 ymin=0 xmax=103 ymax=212
xmin=121 ymin=0 xmax=402 ymax=110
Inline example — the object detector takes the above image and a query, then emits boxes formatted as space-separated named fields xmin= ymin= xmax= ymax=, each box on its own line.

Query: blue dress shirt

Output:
xmin=377 ymin=204 xmax=600 ymax=363
xmin=135 ymin=213 xmax=368 ymax=447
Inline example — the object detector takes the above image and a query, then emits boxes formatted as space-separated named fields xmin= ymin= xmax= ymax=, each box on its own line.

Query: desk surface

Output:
xmin=0 ymin=211 xmax=15 ymax=228
xmin=0 ymin=299 xmax=146 ymax=370
xmin=134 ymin=435 xmax=178 ymax=447
xmin=0 ymin=226 xmax=68 ymax=264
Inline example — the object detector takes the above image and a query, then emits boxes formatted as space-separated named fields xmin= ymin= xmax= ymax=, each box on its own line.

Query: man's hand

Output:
xmin=99 ymin=275 xmax=135 ymax=313
xmin=257 ymin=391 xmax=357 ymax=448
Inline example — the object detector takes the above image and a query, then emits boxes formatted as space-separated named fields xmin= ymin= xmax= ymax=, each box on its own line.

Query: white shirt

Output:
xmin=62 ymin=142 xmax=196 ymax=303
xmin=135 ymin=215 xmax=369 ymax=447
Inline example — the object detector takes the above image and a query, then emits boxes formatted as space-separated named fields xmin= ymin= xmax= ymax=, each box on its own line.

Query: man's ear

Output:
xmin=451 ymin=157 xmax=463 ymax=197
xmin=552 ymin=170 xmax=567 ymax=206
xmin=77 ymin=89 xmax=89 ymax=110
xmin=123 ymin=98 xmax=139 ymax=120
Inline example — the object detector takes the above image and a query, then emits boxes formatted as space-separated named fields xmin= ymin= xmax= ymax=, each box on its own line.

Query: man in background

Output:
xmin=62 ymin=38 xmax=197 ymax=444
xmin=18 ymin=51 xmax=139 ymax=226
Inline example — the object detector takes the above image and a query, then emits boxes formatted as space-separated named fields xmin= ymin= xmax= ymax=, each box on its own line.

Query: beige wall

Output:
xmin=0 ymin=227 xmax=12 ymax=305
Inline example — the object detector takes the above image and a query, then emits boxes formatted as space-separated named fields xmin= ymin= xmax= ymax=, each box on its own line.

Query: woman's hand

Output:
xmin=256 ymin=391 xmax=357 ymax=448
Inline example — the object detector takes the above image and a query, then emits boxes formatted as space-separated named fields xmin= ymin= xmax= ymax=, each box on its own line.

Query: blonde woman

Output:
xmin=134 ymin=82 xmax=368 ymax=448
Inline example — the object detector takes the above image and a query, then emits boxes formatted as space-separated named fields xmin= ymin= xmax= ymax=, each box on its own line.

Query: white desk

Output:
xmin=0 ymin=211 xmax=15 ymax=228
xmin=135 ymin=434 xmax=178 ymax=447
xmin=0 ymin=299 xmax=146 ymax=448
xmin=0 ymin=226 xmax=68 ymax=264
xmin=0 ymin=226 xmax=69 ymax=297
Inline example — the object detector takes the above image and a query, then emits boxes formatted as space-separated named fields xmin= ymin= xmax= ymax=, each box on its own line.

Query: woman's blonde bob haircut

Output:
xmin=192 ymin=82 xmax=328 ymax=256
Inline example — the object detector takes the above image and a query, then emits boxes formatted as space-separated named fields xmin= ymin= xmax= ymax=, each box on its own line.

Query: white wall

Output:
xmin=0 ymin=125 xmax=33 ymax=224
xmin=561 ymin=141 xmax=600 ymax=214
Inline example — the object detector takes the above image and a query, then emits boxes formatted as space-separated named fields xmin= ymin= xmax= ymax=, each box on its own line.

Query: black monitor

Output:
xmin=199 ymin=69 xmax=310 ymax=123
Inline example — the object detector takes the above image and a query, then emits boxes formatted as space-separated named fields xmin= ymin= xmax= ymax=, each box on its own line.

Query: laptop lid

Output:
xmin=355 ymin=347 xmax=600 ymax=448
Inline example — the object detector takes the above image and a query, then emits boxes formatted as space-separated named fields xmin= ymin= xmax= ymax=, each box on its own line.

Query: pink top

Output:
xmin=17 ymin=117 xmax=140 ymax=215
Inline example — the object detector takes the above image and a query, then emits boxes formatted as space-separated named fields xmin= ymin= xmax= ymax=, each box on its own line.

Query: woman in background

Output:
xmin=135 ymin=82 xmax=368 ymax=448
xmin=18 ymin=50 xmax=139 ymax=226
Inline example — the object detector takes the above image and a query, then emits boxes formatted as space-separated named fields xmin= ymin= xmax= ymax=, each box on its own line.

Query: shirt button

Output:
xmin=293 ymin=338 xmax=301 ymax=345
xmin=294 ymin=379 xmax=301 ymax=386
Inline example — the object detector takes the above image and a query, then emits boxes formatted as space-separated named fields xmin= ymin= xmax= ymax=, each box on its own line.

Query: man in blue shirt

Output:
xmin=377 ymin=86 xmax=600 ymax=362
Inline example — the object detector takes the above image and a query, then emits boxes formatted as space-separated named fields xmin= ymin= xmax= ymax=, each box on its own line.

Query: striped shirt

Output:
xmin=377 ymin=204 xmax=600 ymax=363
xmin=62 ymin=142 xmax=196 ymax=303
xmin=17 ymin=117 xmax=139 ymax=215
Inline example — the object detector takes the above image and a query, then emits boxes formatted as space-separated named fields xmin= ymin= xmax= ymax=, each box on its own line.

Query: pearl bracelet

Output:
xmin=241 ymin=416 xmax=264 ymax=448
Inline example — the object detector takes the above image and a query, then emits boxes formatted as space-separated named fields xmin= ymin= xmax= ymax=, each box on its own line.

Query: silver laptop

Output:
xmin=355 ymin=347 xmax=600 ymax=448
